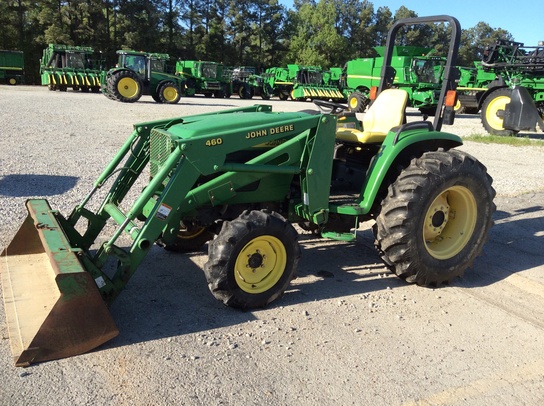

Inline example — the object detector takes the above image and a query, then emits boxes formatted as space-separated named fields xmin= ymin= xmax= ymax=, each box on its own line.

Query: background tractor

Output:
xmin=102 ymin=50 xmax=184 ymax=104
xmin=0 ymin=16 xmax=496 ymax=367
xmin=175 ymin=60 xmax=231 ymax=98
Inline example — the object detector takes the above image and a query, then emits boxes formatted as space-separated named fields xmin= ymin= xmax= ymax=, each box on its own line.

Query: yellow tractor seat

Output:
xmin=336 ymin=89 xmax=409 ymax=144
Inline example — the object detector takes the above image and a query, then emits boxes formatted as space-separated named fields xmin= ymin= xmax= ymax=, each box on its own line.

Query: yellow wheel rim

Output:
xmin=485 ymin=94 xmax=510 ymax=131
xmin=454 ymin=99 xmax=462 ymax=112
xmin=163 ymin=86 xmax=178 ymax=102
xmin=118 ymin=77 xmax=139 ymax=98
xmin=234 ymin=235 xmax=287 ymax=294
xmin=423 ymin=186 xmax=477 ymax=260
xmin=349 ymin=96 xmax=359 ymax=109
xmin=8 ymin=78 xmax=16 ymax=85
xmin=177 ymin=226 xmax=205 ymax=240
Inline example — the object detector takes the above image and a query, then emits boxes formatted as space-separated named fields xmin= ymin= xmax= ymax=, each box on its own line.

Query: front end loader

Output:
xmin=1 ymin=16 xmax=496 ymax=366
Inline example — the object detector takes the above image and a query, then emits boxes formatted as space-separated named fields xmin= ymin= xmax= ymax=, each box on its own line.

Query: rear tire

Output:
xmin=204 ymin=210 xmax=300 ymax=309
xmin=481 ymin=88 xmax=517 ymax=136
xmin=454 ymin=98 xmax=465 ymax=114
xmin=107 ymin=70 xmax=142 ymax=103
xmin=238 ymin=83 xmax=250 ymax=99
xmin=261 ymin=84 xmax=272 ymax=100
xmin=162 ymin=223 xmax=214 ymax=253
xmin=373 ymin=149 xmax=495 ymax=286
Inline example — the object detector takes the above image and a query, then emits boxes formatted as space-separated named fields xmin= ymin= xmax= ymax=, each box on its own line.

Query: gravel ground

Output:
xmin=1 ymin=86 xmax=544 ymax=405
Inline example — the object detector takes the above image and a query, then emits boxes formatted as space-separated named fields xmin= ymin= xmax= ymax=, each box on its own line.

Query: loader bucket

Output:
xmin=0 ymin=200 xmax=118 ymax=367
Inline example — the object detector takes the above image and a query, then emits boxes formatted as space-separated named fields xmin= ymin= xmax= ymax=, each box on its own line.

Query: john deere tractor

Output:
xmin=1 ymin=16 xmax=496 ymax=367
xmin=102 ymin=50 xmax=184 ymax=103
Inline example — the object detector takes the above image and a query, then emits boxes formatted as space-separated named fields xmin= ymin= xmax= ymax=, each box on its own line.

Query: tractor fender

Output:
xmin=106 ymin=67 xmax=132 ymax=79
xmin=359 ymin=121 xmax=463 ymax=214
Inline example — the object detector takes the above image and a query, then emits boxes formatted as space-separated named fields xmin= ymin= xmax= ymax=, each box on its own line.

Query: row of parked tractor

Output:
xmin=2 ymin=39 xmax=544 ymax=136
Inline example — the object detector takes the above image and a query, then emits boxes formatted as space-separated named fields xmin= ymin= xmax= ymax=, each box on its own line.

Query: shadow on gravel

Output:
xmin=101 ymin=202 xmax=544 ymax=351
xmin=0 ymin=174 xmax=79 ymax=197
xmin=105 ymin=247 xmax=259 ymax=350
xmin=459 ymin=205 xmax=544 ymax=288
xmin=104 ymin=232 xmax=404 ymax=350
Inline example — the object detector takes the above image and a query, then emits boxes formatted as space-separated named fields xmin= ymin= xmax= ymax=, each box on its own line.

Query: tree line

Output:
xmin=0 ymin=0 xmax=515 ymax=84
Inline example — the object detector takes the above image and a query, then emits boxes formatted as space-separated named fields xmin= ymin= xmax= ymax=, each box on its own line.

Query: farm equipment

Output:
xmin=454 ymin=62 xmax=496 ymax=114
xmin=102 ymin=50 xmax=184 ymax=103
xmin=0 ymin=15 xmax=496 ymax=367
xmin=175 ymin=60 xmax=231 ymax=98
xmin=461 ymin=40 xmax=544 ymax=135
xmin=263 ymin=64 xmax=345 ymax=101
xmin=0 ymin=50 xmax=24 ymax=85
xmin=226 ymin=66 xmax=273 ymax=99
xmin=344 ymin=46 xmax=447 ymax=114
xmin=290 ymin=65 xmax=345 ymax=101
xmin=40 ymin=44 xmax=104 ymax=92
xmin=263 ymin=65 xmax=293 ymax=100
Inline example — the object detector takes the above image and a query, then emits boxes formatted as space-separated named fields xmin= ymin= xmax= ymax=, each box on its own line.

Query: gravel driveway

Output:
xmin=1 ymin=86 xmax=543 ymax=406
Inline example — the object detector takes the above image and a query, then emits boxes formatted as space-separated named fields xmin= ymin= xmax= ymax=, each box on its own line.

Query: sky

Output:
xmin=281 ymin=0 xmax=544 ymax=47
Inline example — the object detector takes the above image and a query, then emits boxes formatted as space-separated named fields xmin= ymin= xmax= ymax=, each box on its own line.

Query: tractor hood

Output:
xmin=164 ymin=111 xmax=319 ymax=140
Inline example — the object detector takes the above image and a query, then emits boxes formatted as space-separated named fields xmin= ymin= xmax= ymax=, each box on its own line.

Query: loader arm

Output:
xmin=58 ymin=106 xmax=335 ymax=304
xmin=0 ymin=105 xmax=334 ymax=366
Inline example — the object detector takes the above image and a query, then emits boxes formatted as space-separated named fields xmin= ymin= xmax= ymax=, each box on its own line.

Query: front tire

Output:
xmin=348 ymin=91 xmax=368 ymax=112
xmin=481 ymin=88 xmax=517 ymax=136
xmin=158 ymin=81 xmax=181 ymax=104
xmin=204 ymin=210 xmax=301 ymax=309
xmin=373 ymin=149 xmax=495 ymax=286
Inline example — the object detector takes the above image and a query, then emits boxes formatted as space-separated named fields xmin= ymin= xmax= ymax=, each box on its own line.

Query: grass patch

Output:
xmin=463 ymin=134 xmax=544 ymax=147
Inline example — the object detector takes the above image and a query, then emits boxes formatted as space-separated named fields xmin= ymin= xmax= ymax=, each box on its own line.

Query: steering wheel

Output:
xmin=313 ymin=99 xmax=348 ymax=116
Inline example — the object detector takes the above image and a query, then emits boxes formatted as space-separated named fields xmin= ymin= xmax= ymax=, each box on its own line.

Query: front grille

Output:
xmin=150 ymin=128 xmax=173 ymax=179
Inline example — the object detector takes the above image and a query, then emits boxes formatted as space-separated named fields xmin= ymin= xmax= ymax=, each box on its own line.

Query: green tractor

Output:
xmin=0 ymin=16 xmax=496 ymax=367
xmin=175 ymin=60 xmax=231 ymax=98
xmin=102 ymin=50 xmax=184 ymax=104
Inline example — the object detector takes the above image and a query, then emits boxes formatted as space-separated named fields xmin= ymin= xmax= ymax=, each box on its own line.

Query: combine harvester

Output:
xmin=40 ymin=44 xmax=104 ymax=92
xmin=264 ymin=64 xmax=344 ymax=101
xmin=344 ymin=45 xmax=447 ymax=114
xmin=1 ymin=16 xmax=496 ymax=367
xmin=0 ymin=50 xmax=24 ymax=85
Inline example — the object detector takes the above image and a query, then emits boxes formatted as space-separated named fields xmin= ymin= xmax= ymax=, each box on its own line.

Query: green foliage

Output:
xmin=0 ymin=0 xmax=520 ymax=83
